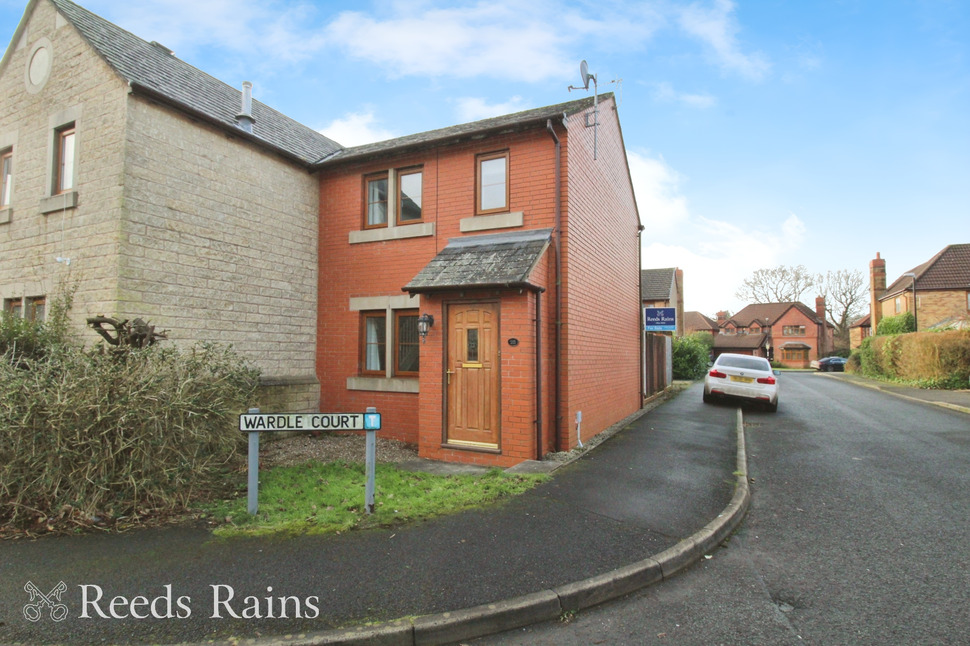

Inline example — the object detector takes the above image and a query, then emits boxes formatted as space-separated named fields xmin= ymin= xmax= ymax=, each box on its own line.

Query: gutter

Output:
xmin=546 ymin=119 xmax=563 ymax=453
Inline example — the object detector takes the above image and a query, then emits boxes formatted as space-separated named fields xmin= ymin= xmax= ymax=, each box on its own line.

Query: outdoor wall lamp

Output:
xmin=417 ymin=313 xmax=434 ymax=342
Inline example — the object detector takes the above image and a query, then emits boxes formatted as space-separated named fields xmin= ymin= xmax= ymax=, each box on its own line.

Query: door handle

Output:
xmin=446 ymin=369 xmax=455 ymax=385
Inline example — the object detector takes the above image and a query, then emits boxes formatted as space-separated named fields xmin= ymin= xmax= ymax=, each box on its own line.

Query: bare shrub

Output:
xmin=1 ymin=297 xmax=259 ymax=530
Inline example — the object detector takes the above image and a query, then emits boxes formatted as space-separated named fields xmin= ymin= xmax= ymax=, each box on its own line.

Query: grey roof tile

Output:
xmin=49 ymin=0 xmax=342 ymax=165
xmin=404 ymin=229 xmax=552 ymax=293
xmin=641 ymin=268 xmax=676 ymax=301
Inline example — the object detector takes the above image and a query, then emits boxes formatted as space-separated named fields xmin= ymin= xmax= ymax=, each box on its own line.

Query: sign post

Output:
xmin=365 ymin=407 xmax=377 ymax=514
xmin=240 ymin=409 xmax=382 ymax=515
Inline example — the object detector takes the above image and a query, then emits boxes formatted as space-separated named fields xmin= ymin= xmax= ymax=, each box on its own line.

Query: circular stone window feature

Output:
xmin=25 ymin=38 xmax=53 ymax=94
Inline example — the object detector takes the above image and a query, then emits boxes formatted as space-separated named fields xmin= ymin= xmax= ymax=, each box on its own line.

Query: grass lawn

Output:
xmin=204 ymin=461 xmax=548 ymax=537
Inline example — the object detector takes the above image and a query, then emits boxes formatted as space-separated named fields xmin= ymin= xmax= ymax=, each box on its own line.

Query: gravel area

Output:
xmin=258 ymin=433 xmax=418 ymax=468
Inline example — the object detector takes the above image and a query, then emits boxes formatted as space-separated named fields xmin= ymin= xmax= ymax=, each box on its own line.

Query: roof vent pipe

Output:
xmin=237 ymin=81 xmax=255 ymax=133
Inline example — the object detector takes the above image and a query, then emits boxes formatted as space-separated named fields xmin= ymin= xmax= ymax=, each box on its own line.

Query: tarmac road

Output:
xmin=1 ymin=386 xmax=739 ymax=645
xmin=473 ymin=372 xmax=970 ymax=645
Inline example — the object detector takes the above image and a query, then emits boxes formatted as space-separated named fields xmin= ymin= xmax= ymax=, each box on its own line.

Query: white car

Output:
xmin=703 ymin=353 xmax=779 ymax=412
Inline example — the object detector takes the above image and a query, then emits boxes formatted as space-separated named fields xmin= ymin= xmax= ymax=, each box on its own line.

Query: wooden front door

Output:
xmin=446 ymin=302 xmax=500 ymax=448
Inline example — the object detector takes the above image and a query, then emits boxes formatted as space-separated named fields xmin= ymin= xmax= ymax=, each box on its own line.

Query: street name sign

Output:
xmin=239 ymin=412 xmax=381 ymax=432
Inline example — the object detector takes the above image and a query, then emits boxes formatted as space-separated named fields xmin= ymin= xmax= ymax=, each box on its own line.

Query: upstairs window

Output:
xmin=0 ymin=149 xmax=11 ymax=207
xmin=55 ymin=124 xmax=76 ymax=194
xmin=397 ymin=168 xmax=423 ymax=224
xmin=782 ymin=325 xmax=806 ymax=336
xmin=364 ymin=173 xmax=388 ymax=228
xmin=477 ymin=151 xmax=508 ymax=214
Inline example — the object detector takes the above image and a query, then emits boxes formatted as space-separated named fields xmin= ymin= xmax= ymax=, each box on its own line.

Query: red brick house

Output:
xmin=866 ymin=244 xmax=970 ymax=336
xmin=315 ymin=95 xmax=643 ymax=467
xmin=714 ymin=300 xmax=834 ymax=367
xmin=684 ymin=311 xmax=719 ymax=336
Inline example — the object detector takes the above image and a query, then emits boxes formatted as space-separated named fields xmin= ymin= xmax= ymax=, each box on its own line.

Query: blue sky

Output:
xmin=3 ymin=0 xmax=967 ymax=316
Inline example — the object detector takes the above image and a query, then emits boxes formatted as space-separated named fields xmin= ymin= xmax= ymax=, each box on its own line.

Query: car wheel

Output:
xmin=703 ymin=391 xmax=713 ymax=404
xmin=766 ymin=400 xmax=778 ymax=413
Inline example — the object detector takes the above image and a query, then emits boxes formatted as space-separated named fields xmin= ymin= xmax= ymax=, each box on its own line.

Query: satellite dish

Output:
xmin=580 ymin=60 xmax=591 ymax=89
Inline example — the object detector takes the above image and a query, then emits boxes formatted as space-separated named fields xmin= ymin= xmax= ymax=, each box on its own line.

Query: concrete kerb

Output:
xmin=206 ymin=402 xmax=751 ymax=646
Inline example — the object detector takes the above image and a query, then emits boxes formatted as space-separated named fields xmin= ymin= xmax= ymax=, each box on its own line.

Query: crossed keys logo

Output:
xmin=23 ymin=581 xmax=69 ymax=622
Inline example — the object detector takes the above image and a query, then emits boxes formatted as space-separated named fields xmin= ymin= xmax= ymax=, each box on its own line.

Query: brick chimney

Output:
xmin=716 ymin=310 xmax=728 ymax=324
xmin=869 ymin=252 xmax=887 ymax=330
xmin=815 ymin=296 xmax=826 ymax=322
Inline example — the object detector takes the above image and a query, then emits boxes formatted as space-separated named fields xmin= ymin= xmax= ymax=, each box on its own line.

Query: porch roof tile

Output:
xmin=404 ymin=229 xmax=552 ymax=294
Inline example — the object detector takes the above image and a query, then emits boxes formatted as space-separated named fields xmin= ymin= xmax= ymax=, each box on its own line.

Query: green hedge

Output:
xmin=852 ymin=329 xmax=970 ymax=388
xmin=672 ymin=334 xmax=711 ymax=380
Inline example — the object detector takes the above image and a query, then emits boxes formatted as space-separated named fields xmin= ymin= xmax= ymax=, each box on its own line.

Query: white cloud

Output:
xmin=677 ymin=0 xmax=770 ymax=81
xmin=323 ymin=0 xmax=660 ymax=82
xmin=319 ymin=110 xmax=397 ymax=147
xmin=633 ymin=150 xmax=809 ymax=314
xmin=628 ymin=151 xmax=690 ymax=233
xmin=454 ymin=96 xmax=529 ymax=122
xmin=324 ymin=4 xmax=566 ymax=82
xmin=96 ymin=0 xmax=327 ymax=65
xmin=653 ymin=82 xmax=717 ymax=108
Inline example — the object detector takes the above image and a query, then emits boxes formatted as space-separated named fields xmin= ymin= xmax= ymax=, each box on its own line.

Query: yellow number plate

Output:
xmin=730 ymin=376 xmax=754 ymax=383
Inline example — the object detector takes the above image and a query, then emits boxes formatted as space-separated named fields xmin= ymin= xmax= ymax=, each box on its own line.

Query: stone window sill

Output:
xmin=460 ymin=211 xmax=523 ymax=232
xmin=346 ymin=376 xmax=419 ymax=394
xmin=349 ymin=222 xmax=434 ymax=244
xmin=40 ymin=191 xmax=78 ymax=214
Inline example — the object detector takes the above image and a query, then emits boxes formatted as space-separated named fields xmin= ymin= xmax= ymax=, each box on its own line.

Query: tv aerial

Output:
xmin=568 ymin=60 xmax=601 ymax=159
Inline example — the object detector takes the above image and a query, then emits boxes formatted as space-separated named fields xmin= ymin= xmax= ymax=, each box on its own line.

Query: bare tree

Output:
xmin=816 ymin=269 xmax=868 ymax=350
xmin=735 ymin=265 xmax=816 ymax=303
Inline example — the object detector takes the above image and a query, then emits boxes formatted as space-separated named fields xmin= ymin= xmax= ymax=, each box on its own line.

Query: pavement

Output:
xmin=819 ymin=370 xmax=970 ymax=415
xmin=2 ymin=374 xmax=965 ymax=646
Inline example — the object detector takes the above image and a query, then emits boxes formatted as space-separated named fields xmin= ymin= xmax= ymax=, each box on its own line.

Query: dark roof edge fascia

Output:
xmin=403 ymin=281 xmax=546 ymax=295
xmin=317 ymin=95 xmax=609 ymax=168
xmin=317 ymin=118 xmax=555 ymax=168
xmin=127 ymin=81 xmax=317 ymax=172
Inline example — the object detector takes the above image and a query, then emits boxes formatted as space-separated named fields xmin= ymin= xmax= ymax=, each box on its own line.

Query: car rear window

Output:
xmin=717 ymin=356 xmax=770 ymax=372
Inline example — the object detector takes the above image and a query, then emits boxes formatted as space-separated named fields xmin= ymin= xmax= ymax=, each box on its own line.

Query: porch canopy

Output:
xmin=404 ymin=229 xmax=552 ymax=294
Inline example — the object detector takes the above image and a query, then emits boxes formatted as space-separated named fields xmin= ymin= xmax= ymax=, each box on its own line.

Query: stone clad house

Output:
xmin=1 ymin=0 xmax=644 ymax=466
xmin=0 ymin=0 xmax=338 ymax=411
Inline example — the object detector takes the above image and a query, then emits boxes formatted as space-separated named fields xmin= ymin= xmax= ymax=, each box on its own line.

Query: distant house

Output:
xmin=684 ymin=311 xmax=719 ymax=336
xmin=641 ymin=267 xmax=684 ymax=336
xmin=849 ymin=313 xmax=872 ymax=349
xmin=866 ymin=244 xmax=970 ymax=339
xmin=714 ymin=300 xmax=834 ymax=367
